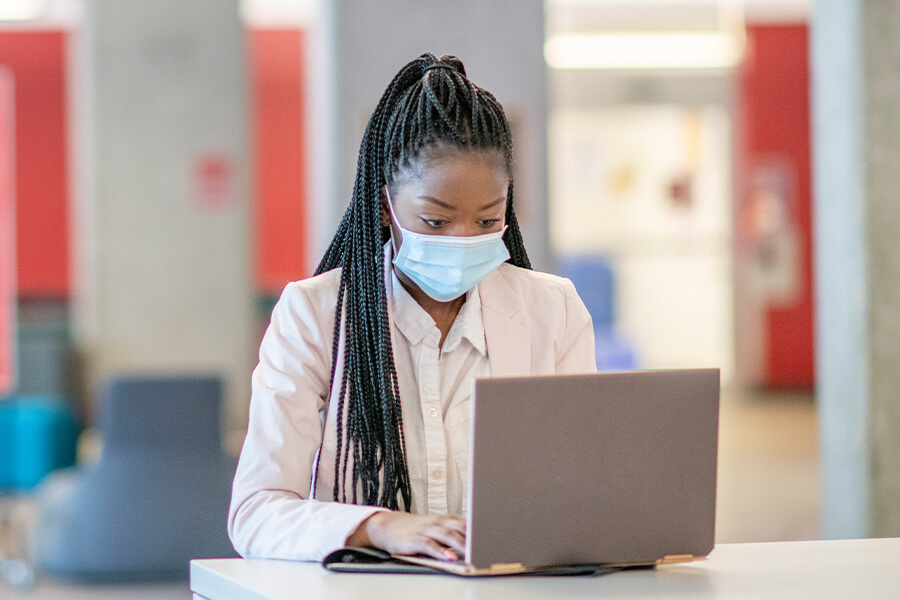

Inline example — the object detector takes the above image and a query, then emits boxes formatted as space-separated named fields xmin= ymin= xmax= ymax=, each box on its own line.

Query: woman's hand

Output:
xmin=345 ymin=512 xmax=466 ymax=561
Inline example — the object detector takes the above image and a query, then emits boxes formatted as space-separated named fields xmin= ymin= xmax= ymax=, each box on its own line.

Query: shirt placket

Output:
xmin=419 ymin=330 xmax=448 ymax=514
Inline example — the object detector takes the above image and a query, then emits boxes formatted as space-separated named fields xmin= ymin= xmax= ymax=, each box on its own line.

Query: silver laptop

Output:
xmin=459 ymin=368 xmax=720 ymax=573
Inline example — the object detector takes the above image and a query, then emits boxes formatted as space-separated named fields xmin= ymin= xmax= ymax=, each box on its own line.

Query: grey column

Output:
xmin=71 ymin=1 xmax=254 ymax=431
xmin=813 ymin=0 xmax=900 ymax=538
xmin=308 ymin=0 xmax=549 ymax=271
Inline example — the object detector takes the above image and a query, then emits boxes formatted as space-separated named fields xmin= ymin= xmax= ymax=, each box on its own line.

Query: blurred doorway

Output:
xmin=550 ymin=104 xmax=734 ymax=381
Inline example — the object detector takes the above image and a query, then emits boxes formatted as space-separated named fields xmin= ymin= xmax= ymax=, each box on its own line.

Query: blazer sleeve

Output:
xmin=555 ymin=278 xmax=597 ymax=373
xmin=228 ymin=279 xmax=385 ymax=562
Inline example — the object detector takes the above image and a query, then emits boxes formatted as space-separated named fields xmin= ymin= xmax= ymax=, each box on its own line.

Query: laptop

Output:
xmin=326 ymin=368 xmax=720 ymax=576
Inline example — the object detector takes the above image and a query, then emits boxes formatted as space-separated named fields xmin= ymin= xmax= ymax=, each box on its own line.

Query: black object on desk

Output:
xmin=322 ymin=547 xmax=618 ymax=577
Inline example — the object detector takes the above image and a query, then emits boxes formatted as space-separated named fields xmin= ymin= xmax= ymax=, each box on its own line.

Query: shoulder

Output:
xmin=273 ymin=268 xmax=342 ymax=327
xmin=494 ymin=263 xmax=578 ymax=298
xmin=281 ymin=268 xmax=341 ymax=302
xmin=480 ymin=263 xmax=585 ymax=324
xmin=491 ymin=263 xmax=590 ymax=324
xmin=488 ymin=264 xmax=595 ymax=372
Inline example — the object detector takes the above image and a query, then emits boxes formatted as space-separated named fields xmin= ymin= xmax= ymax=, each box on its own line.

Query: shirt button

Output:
xmin=428 ymin=407 xmax=438 ymax=418
xmin=432 ymin=469 xmax=443 ymax=480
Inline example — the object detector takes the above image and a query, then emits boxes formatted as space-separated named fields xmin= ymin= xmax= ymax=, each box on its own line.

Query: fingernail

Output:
xmin=443 ymin=550 xmax=458 ymax=560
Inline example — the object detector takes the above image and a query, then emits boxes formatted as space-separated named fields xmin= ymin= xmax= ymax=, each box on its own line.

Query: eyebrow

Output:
xmin=420 ymin=196 xmax=507 ymax=211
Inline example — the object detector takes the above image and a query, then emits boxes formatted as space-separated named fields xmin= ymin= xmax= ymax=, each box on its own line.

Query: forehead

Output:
xmin=392 ymin=147 xmax=508 ymax=199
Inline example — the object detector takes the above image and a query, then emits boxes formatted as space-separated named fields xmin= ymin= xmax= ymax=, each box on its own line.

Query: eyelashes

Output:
xmin=419 ymin=218 xmax=503 ymax=231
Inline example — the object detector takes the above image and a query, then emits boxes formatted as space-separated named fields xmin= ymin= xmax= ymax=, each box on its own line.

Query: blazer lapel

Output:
xmin=479 ymin=266 xmax=532 ymax=377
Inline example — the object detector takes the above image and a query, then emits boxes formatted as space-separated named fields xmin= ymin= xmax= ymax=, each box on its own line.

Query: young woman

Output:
xmin=228 ymin=53 xmax=596 ymax=563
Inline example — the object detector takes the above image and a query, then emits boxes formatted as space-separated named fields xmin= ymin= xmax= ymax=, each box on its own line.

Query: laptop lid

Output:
xmin=465 ymin=368 xmax=720 ymax=569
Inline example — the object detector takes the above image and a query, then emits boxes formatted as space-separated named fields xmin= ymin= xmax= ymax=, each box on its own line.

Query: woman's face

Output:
xmin=384 ymin=148 xmax=509 ymax=243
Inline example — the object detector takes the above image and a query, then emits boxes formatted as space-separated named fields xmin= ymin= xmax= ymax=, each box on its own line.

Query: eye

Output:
xmin=478 ymin=218 xmax=502 ymax=228
xmin=422 ymin=218 xmax=448 ymax=229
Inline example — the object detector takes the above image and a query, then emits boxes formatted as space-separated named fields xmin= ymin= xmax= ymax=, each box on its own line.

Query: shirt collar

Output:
xmin=384 ymin=242 xmax=486 ymax=355
xmin=443 ymin=284 xmax=486 ymax=356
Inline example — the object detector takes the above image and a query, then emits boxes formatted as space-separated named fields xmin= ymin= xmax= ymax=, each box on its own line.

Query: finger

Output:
xmin=418 ymin=537 xmax=455 ymax=561
xmin=437 ymin=515 xmax=467 ymax=534
xmin=426 ymin=527 xmax=466 ymax=555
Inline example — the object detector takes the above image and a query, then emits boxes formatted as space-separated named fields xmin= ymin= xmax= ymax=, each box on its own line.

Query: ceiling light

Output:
xmin=0 ymin=0 xmax=45 ymax=21
xmin=545 ymin=32 xmax=744 ymax=70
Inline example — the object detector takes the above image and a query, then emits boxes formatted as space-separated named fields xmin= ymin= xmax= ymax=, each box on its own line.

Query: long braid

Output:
xmin=315 ymin=53 xmax=530 ymax=510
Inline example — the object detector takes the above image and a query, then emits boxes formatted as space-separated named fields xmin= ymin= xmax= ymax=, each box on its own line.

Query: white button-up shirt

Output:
xmin=388 ymin=267 xmax=489 ymax=516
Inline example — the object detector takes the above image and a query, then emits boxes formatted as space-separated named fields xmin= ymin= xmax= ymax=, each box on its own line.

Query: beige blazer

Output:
xmin=228 ymin=262 xmax=596 ymax=561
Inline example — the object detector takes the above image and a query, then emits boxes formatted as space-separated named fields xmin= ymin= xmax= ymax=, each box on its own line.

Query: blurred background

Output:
xmin=1 ymin=0 xmax=898 ymax=597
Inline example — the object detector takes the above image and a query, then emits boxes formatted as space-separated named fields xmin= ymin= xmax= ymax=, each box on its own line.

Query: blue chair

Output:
xmin=0 ymin=396 xmax=78 ymax=492
xmin=555 ymin=255 xmax=616 ymax=336
xmin=0 ymin=396 xmax=77 ymax=589
xmin=33 ymin=375 xmax=238 ymax=582
xmin=556 ymin=255 xmax=639 ymax=371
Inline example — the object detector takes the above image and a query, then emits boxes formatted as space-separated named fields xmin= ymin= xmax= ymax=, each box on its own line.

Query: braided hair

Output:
xmin=314 ymin=53 xmax=531 ymax=510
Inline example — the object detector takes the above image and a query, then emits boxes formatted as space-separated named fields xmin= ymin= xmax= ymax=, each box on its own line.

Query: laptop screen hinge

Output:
xmin=658 ymin=554 xmax=696 ymax=565
xmin=489 ymin=562 xmax=525 ymax=574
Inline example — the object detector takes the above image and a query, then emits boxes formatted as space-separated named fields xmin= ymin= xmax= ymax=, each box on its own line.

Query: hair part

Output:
xmin=314 ymin=53 xmax=531 ymax=510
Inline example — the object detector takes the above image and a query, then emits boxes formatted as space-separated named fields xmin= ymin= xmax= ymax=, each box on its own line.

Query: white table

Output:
xmin=191 ymin=538 xmax=900 ymax=600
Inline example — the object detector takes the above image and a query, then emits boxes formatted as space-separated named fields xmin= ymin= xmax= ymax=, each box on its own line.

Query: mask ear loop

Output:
xmin=384 ymin=187 xmax=401 ymax=223
xmin=384 ymin=187 xmax=404 ymax=256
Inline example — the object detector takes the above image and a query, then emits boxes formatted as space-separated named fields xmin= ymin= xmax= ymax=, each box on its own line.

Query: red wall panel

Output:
xmin=739 ymin=25 xmax=815 ymax=388
xmin=0 ymin=31 xmax=70 ymax=297
xmin=249 ymin=29 xmax=308 ymax=294
xmin=0 ymin=69 xmax=14 ymax=393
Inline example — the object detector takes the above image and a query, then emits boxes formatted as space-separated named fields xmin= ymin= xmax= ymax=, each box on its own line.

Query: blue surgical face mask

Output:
xmin=386 ymin=189 xmax=510 ymax=302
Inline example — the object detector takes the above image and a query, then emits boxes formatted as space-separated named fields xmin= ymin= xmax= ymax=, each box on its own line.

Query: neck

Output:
xmin=394 ymin=269 xmax=466 ymax=348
